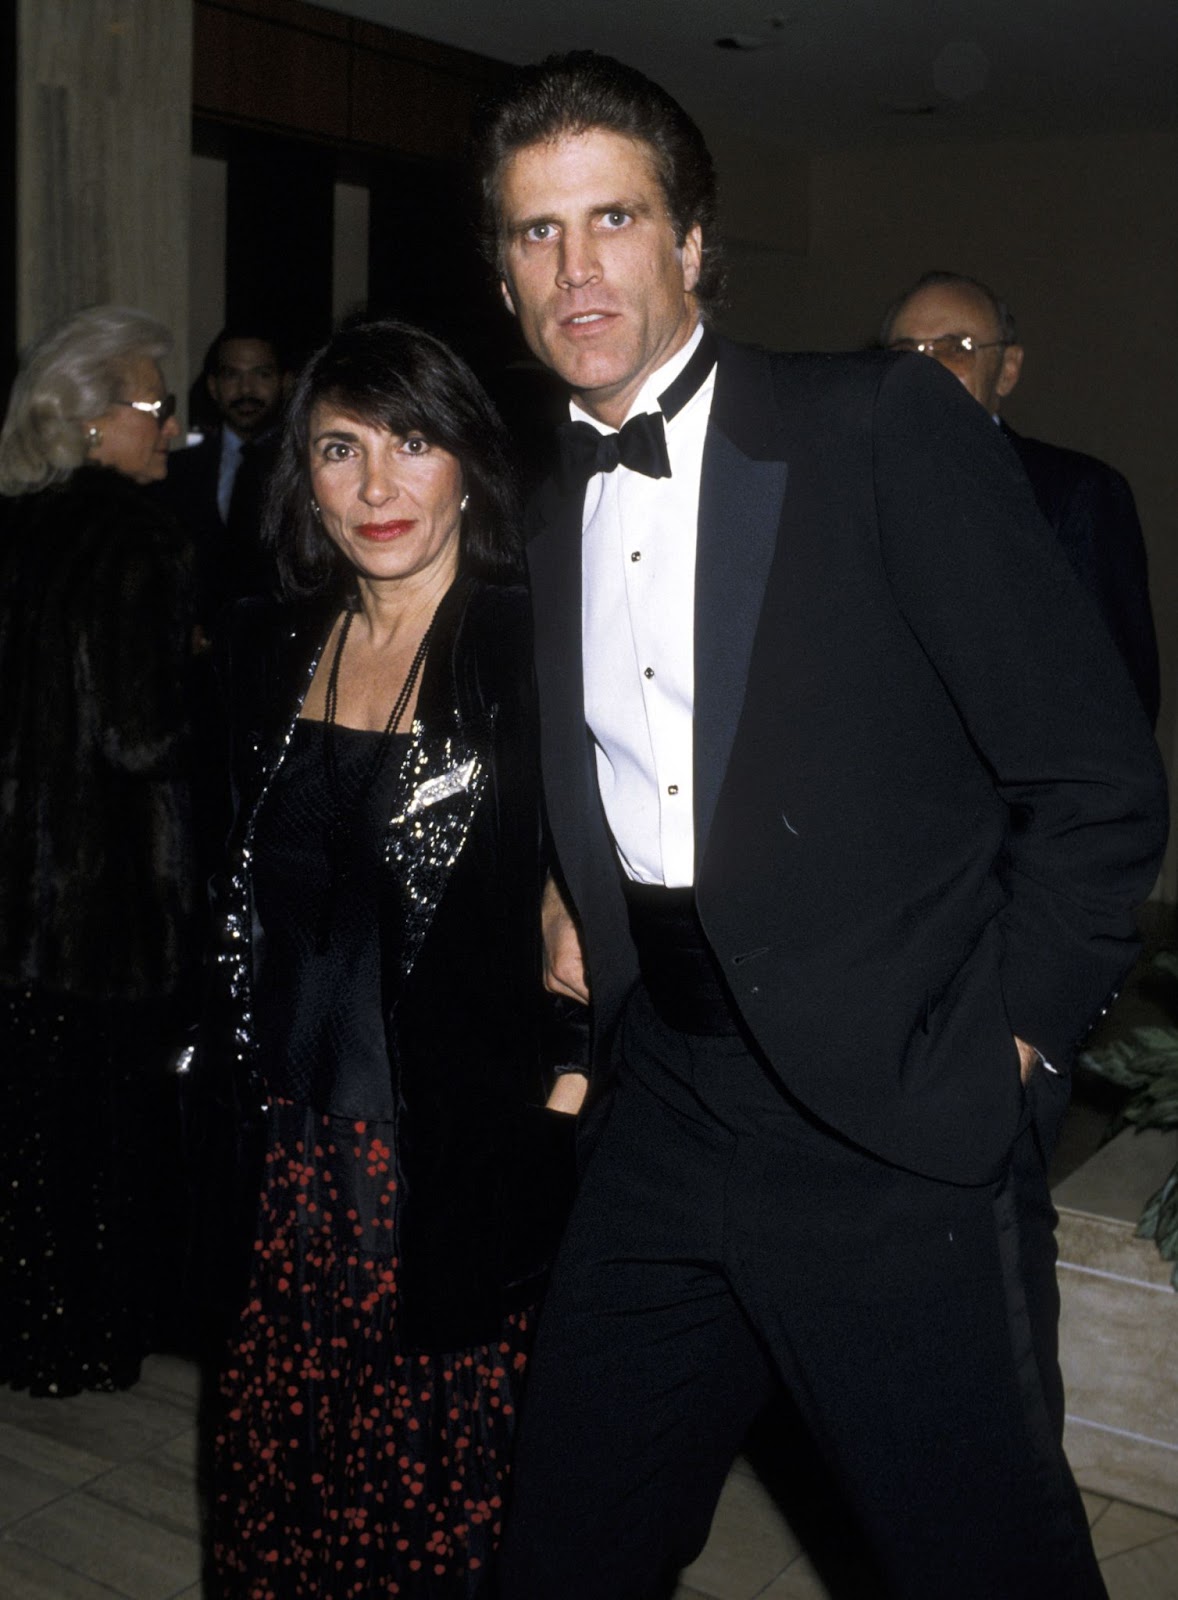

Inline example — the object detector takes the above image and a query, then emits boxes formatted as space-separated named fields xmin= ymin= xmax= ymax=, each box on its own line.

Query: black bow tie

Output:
xmin=559 ymin=410 xmax=670 ymax=483
xmin=556 ymin=329 xmax=717 ymax=489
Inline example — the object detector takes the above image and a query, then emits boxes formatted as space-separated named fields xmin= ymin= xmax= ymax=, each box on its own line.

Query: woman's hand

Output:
xmin=542 ymin=875 xmax=590 ymax=1004
xmin=546 ymin=1072 xmax=589 ymax=1116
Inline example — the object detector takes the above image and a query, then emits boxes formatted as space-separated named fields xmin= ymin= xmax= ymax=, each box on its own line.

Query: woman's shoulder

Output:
xmin=6 ymin=467 xmax=166 ymax=539
xmin=218 ymin=593 xmax=325 ymax=672
xmin=440 ymin=578 xmax=533 ymax=721
xmin=457 ymin=578 xmax=532 ymax=665
xmin=457 ymin=578 xmax=532 ymax=648
xmin=5 ymin=471 xmax=191 ymax=598
xmin=214 ymin=595 xmax=327 ymax=713
xmin=221 ymin=593 xmax=294 ymax=652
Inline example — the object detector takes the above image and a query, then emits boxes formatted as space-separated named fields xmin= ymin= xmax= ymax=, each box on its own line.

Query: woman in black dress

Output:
xmin=0 ymin=304 xmax=194 ymax=1396
xmin=201 ymin=320 xmax=586 ymax=1598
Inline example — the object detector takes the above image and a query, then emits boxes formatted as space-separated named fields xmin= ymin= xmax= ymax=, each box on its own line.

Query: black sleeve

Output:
xmin=466 ymin=581 xmax=591 ymax=1078
xmin=872 ymin=355 xmax=1168 ymax=1067
xmin=1059 ymin=460 xmax=1160 ymax=728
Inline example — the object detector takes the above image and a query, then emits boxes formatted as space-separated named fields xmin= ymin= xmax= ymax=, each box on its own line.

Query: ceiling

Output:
xmin=317 ymin=0 xmax=1178 ymax=152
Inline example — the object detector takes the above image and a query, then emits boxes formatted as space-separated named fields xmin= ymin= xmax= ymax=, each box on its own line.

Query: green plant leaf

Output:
xmin=1147 ymin=949 xmax=1178 ymax=985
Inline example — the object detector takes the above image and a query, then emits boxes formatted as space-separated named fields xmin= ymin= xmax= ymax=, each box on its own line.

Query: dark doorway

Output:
xmin=368 ymin=157 xmax=506 ymax=370
xmin=192 ymin=119 xmax=563 ymax=487
xmin=195 ymin=120 xmax=335 ymax=377
xmin=367 ymin=155 xmax=563 ymax=487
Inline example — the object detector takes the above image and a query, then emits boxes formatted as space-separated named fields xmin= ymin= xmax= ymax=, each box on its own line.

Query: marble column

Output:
xmin=17 ymin=0 xmax=192 ymax=400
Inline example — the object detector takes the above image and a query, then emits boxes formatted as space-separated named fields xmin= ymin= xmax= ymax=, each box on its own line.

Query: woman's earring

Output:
xmin=311 ymin=500 xmax=321 ymax=521
xmin=459 ymin=493 xmax=470 ymax=513
xmin=86 ymin=426 xmax=102 ymax=448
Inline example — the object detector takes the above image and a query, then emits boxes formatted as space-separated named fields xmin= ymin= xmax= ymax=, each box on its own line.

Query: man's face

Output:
xmin=497 ymin=127 xmax=702 ymax=429
xmin=207 ymin=337 xmax=283 ymax=439
xmin=885 ymin=283 xmax=1023 ymax=414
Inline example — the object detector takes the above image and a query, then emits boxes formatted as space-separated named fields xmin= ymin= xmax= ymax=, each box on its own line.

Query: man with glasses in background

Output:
xmin=882 ymin=271 xmax=1158 ymax=723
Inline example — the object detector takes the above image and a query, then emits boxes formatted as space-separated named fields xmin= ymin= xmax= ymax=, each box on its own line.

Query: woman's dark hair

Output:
xmin=472 ymin=50 xmax=725 ymax=313
xmin=264 ymin=319 xmax=522 ymax=599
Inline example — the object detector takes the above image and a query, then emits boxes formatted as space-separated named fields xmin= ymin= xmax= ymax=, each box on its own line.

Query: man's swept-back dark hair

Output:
xmin=264 ymin=319 xmax=522 ymax=600
xmin=473 ymin=50 xmax=725 ymax=312
xmin=203 ymin=325 xmax=285 ymax=377
xmin=879 ymin=271 xmax=1018 ymax=347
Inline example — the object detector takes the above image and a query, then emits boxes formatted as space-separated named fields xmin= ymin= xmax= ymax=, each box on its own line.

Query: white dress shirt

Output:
xmin=579 ymin=323 xmax=715 ymax=887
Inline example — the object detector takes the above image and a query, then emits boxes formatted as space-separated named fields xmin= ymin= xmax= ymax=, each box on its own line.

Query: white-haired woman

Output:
xmin=0 ymin=305 xmax=197 ymax=1396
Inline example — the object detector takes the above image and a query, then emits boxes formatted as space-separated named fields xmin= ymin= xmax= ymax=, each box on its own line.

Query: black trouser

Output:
xmin=498 ymin=986 xmax=1105 ymax=1600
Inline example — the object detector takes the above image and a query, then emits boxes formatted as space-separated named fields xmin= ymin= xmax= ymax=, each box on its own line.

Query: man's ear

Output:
xmin=681 ymin=224 xmax=703 ymax=295
xmin=500 ymin=279 xmax=517 ymax=319
xmin=996 ymin=342 xmax=1023 ymax=401
xmin=205 ymin=370 xmax=218 ymax=401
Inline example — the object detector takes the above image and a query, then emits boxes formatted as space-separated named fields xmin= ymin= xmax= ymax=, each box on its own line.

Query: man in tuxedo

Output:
xmin=475 ymin=52 xmax=1167 ymax=1600
xmin=882 ymin=271 xmax=1160 ymax=723
xmin=160 ymin=327 xmax=285 ymax=631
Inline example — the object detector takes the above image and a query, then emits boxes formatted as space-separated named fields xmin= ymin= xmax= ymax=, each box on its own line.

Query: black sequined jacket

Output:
xmin=0 ymin=466 xmax=197 ymax=1002
xmin=197 ymin=574 xmax=581 ymax=1351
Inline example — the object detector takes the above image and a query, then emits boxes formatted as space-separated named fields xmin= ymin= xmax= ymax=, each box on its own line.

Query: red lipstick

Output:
xmin=355 ymin=520 xmax=415 ymax=542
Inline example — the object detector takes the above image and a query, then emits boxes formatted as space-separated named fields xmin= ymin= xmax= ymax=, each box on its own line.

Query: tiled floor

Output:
xmin=0 ymin=1355 xmax=1175 ymax=1599
xmin=674 ymin=1467 xmax=1178 ymax=1599
xmin=0 ymin=1357 xmax=201 ymax=1600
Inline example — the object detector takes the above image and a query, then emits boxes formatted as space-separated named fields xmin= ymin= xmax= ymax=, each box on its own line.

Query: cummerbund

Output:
xmin=622 ymin=881 xmax=741 ymax=1036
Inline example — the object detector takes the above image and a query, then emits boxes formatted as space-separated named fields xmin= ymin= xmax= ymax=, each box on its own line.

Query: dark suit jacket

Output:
xmin=158 ymin=429 xmax=280 ymax=628
xmin=1001 ymin=423 xmax=1159 ymax=725
xmin=527 ymin=341 xmax=1167 ymax=1186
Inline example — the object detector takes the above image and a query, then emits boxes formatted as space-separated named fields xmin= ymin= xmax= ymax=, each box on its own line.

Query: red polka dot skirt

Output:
xmin=211 ymin=1102 xmax=531 ymax=1598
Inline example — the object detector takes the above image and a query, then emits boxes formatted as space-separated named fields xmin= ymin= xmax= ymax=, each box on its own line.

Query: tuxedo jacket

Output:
xmin=527 ymin=340 xmax=1168 ymax=1185
xmin=159 ymin=430 xmax=280 ymax=627
xmin=1002 ymin=423 xmax=1159 ymax=726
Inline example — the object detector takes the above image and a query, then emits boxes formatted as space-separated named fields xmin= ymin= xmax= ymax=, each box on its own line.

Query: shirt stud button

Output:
xmin=667 ymin=784 xmax=679 ymax=795
xmin=644 ymin=667 xmax=654 ymax=679
xmin=631 ymin=551 xmax=641 ymax=562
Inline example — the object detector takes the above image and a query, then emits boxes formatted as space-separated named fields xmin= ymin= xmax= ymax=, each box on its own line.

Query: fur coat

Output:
xmin=0 ymin=465 xmax=197 ymax=1001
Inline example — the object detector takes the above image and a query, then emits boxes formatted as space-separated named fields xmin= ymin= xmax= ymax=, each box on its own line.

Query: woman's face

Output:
xmin=308 ymin=405 xmax=465 ymax=590
xmin=85 ymin=356 xmax=180 ymax=484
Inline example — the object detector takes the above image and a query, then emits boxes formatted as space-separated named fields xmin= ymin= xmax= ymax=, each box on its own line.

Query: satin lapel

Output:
xmin=526 ymin=485 xmax=598 ymax=899
xmin=694 ymin=340 xmax=790 ymax=854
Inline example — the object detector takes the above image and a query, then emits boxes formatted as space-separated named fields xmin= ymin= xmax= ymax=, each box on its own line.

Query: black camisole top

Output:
xmin=251 ymin=719 xmax=409 ymax=1118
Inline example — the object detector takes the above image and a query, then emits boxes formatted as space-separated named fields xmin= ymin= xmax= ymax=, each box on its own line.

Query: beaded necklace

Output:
xmin=317 ymin=602 xmax=438 ymax=948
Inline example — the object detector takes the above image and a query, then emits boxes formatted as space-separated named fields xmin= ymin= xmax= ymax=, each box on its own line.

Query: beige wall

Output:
xmin=18 ymin=0 xmax=193 ymax=405
xmin=718 ymin=127 xmax=1178 ymax=897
